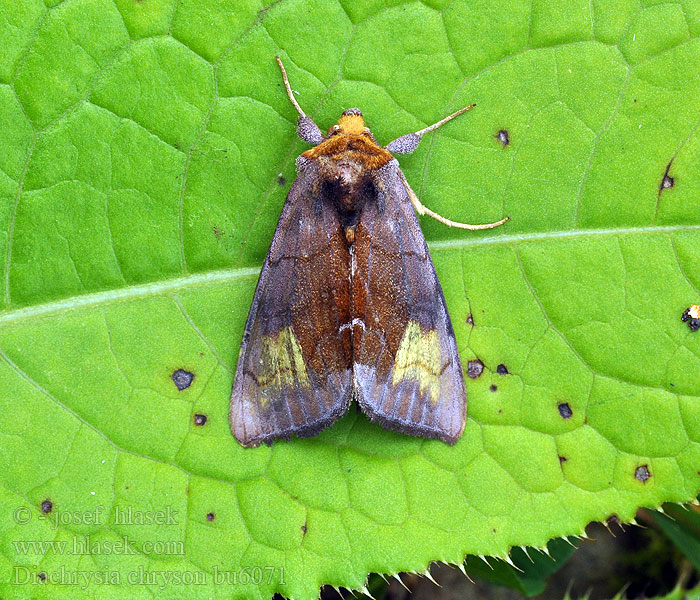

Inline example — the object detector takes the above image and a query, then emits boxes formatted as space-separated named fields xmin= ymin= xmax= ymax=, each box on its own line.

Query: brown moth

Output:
xmin=229 ymin=57 xmax=508 ymax=448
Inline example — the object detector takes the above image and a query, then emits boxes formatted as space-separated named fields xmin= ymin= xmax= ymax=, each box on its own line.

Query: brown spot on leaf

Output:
xmin=659 ymin=161 xmax=675 ymax=193
xmin=467 ymin=359 xmax=484 ymax=379
xmin=558 ymin=402 xmax=573 ymax=419
xmin=635 ymin=464 xmax=651 ymax=483
xmin=489 ymin=384 xmax=498 ymax=392
xmin=38 ymin=572 xmax=46 ymax=581
xmin=604 ymin=514 xmax=622 ymax=536
xmin=496 ymin=363 xmax=509 ymax=375
xmin=212 ymin=225 xmax=223 ymax=239
xmin=495 ymin=129 xmax=510 ymax=147
xmin=466 ymin=313 xmax=474 ymax=326
xmin=606 ymin=514 xmax=620 ymax=527
xmin=559 ymin=455 xmax=567 ymax=463
xmin=206 ymin=512 xmax=215 ymax=522
xmin=172 ymin=369 xmax=194 ymax=390
xmin=41 ymin=499 xmax=53 ymax=514
xmin=193 ymin=413 xmax=207 ymax=426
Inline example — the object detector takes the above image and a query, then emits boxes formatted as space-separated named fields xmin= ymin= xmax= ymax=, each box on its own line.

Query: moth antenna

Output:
xmin=276 ymin=56 xmax=306 ymax=118
xmin=275 ymin=56 xmax=324 ymax=145
xmin=398 ymin=170 xmax=509 ymax=230
xmin=414 ymin=104 xmax=476 ymax=137
xmin=386 ymin=104 xmax=476 ymax=155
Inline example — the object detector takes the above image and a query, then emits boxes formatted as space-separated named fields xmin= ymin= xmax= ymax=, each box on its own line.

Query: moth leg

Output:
xmin=398 ymin=170 xmax=509 ymax=230
xmin=275 ymin=56 xmax=323 ymax=145
xmin=386 ymin=104 xmax=476 ymax=154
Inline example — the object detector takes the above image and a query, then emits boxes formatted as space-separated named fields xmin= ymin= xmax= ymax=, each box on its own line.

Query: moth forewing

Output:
xmin=350 ymin=160 xmax=468 ymax=444
xmin=229 ymin=165 xmax=353 ymax=448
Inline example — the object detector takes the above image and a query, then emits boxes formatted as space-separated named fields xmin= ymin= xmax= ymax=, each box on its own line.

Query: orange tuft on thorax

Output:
xmin=302 ymin=113 xmax=394 ymax=171
xmin=337 ymin=113 xmax=366 ymax=135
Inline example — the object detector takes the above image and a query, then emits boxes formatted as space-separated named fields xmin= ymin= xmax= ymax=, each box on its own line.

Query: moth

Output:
xmin=229 ymin=57 xmax=508 ymax=448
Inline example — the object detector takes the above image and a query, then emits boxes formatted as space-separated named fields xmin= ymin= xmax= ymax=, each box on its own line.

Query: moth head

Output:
xmin=302 ymin=107 xmax=392 ymax=171
xmin=329 ymin=108 xmax=367 ymax=137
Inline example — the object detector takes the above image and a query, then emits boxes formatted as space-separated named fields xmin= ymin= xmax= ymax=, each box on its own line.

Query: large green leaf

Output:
xmin=1 ymin=0 xmax=700 ymax=598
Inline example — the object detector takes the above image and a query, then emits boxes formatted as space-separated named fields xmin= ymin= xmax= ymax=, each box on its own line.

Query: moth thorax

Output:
xmin=335 ymin=160 xmax=363 ymax=189
xmin=324 ymin=160 xmax=369 ymax=212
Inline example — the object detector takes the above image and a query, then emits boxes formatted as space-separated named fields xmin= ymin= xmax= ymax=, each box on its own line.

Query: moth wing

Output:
xmin=230 ymin=161 xmax=353 ymax=447
xmin=352 ymin=161 xmax=467 ymax=444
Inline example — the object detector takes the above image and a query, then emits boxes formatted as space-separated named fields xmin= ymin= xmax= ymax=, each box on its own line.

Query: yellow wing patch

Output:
xmin=257 ymin=326 xmax=309 ymax=405
xmin=392 ymin=320 xmax=442 ymax=404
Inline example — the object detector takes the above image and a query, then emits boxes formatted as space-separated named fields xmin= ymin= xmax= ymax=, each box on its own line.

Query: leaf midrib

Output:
xmin=2 ymin=223 xmax=699 ymax=326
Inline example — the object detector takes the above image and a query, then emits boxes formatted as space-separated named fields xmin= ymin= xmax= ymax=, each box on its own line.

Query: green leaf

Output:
xmin=1 ymin=0 xmax=700 ymax=598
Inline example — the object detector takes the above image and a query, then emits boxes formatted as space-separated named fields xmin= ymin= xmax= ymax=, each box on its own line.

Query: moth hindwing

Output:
xmin=229 ymin=57 xmax=508 ymax=448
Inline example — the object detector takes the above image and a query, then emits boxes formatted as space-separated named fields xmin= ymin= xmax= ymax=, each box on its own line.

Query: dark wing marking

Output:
xmin=230 ymin=161 xmax=353 ymax=447
xmin=351 ymin=160 xmax=466 ymax=444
